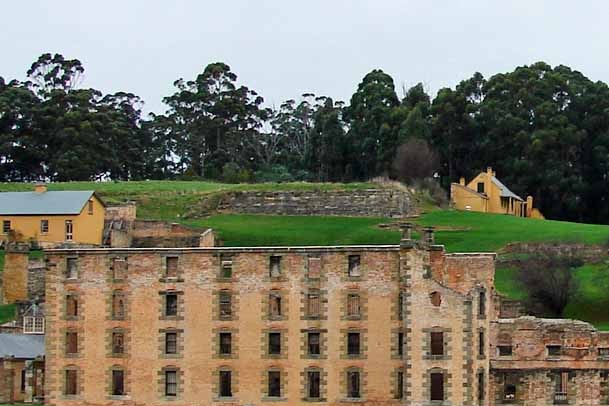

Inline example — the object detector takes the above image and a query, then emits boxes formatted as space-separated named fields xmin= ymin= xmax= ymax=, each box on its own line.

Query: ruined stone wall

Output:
xmin=503 ymin=242 xmax=607 ymax=263
xmin=2 ymin=244 xmax=29 ymax=304
xmin=27 ymin=260 xmax=45 ymax=301
xmin=217 ymin=189 xmax=412 ymax=217
xmin=43 ymin=243 xmax=492 ymax=406
xmin=130 ymin=220 xmax=206 ymax=248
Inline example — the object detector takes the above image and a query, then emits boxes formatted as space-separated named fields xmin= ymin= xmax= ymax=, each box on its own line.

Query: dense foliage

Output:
xmin=3 ymin=54 xmax=609 ymax=222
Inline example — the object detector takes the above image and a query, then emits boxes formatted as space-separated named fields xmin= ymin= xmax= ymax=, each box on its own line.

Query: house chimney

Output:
xmin=423 ymin=227 xmax=435 ymax=246
xmin=459 ymin=177 xmax=465 ymax=186
xmin=399 ymin=223 xmax=414 ymax=248
xmin=486 ymin=166 xmax=493 ymax=177
xmin=34 ymin=183 xmax=47 ymax=193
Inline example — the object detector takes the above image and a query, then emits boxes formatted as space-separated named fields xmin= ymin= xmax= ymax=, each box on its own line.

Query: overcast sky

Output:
xmin=2 ymin=1 xmax=608 ymax=115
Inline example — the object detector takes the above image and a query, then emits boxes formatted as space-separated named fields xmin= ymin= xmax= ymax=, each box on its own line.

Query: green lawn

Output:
xmin=0 ymin=303 xmax=16 ymax=324
xmin=186 ymin=214 xmax=399 ymax=247
xmin=417 ymin=210 xmax=609 ymax=252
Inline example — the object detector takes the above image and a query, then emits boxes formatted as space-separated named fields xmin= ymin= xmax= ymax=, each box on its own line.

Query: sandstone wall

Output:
xmin=2 ymin=244 xmax=29 ymax=304
xmin=217 ymin=189 xmax=412 ymax=217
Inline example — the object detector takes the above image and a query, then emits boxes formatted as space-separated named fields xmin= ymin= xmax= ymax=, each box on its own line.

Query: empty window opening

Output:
xmin=269 ymin=256 xmax=282 ymax=277
xmin=112 ymin=292 xmax=125 ymax=319
xmin=66 ymin=294 xmax=78 ymax=317
xmin=396 ymin=371 xmax=404 ymax=399
xmin=112 ymin=370 xmax=125 ymax=396
xmin=219 ymin=332 xmax=232 ymax=355
xmin=347 ymin=371 xmax=360 ymax=398
xmin=307 ymin=293 xmax=320 ymax=318
xmin=112 ymin=332 xmax=124 ymax=354
xmin=308 ymin=256 xmax=321 ymax=278
xmin=547 ymin=345 xmax=562 ymax=357
xmin=479 ymin=331 xmax=485 ymax=356
xmin=430 ymin=291 xmax=442 ymax=307
xmin=269 ymin=293 xmax=282 ymax=318
xmin=221 ymin=259 xmax=233 ymax=278
xmin=308 ymin=332 xmax=321 ymax=355
xmin=307 ymin=371 xmax=321 ymax=399
xmin=498 ymin=345 xmax=512 ymax=356
xmin=219 ymin=370 xmax=232 ymax=397
xmin=430 ymin=332 xmax=444 ymax=356
xmin=348 ymin=255 xmax=361 ymax=277
xmin=398 ymin=332 xmax=404 ymax=356
xmin=430 ymin=372 xmax=444 ymax=401
xmin=347 ymin=332 xmax=360 ymax=356
xmin=269 ymin=332 xmax=281 ymax=355
xmin=165 ymin=293 xmax=178 ymax=317
xmin=112 ymin=258 xmax=127 ymax=280
xmin=66 ymin=258 xmax=78 ymax=279
xmin=268 ymin=371 xmax=281 ymax=397
xmin=479 ymin=291 xmax=486 ymax=317
xmin=478 ymin=371 xmax=484 ymax=402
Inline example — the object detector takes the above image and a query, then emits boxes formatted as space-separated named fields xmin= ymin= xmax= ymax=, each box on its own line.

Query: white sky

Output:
xmin=2 ymin=0 xmax=608 ymax=115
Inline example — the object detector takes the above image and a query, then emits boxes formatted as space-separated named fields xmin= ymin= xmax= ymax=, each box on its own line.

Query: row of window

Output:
xmin=67 ymin=253 xmax=364 ymax=281
xmin=495 ymin=344 xmax=609 ymax=359
xmin=63 ymin=366 xmax=403 ymax=400
xmin=3 ymin=219 xmax=76 ymax=240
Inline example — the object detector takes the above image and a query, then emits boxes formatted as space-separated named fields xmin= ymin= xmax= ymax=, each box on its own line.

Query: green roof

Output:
xmin=0 ymin=191 xmax=98 ymax=215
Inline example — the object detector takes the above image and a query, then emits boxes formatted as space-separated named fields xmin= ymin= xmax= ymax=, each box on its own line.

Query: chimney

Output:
xmin=399 ymin=223 xmax=414 ymax=248
xmin=486 ymin=166 xmax=493 ymax=177
xmin=423 ymin=227 xmax=435 ymax=246
xmin=459 ymin=177 xmax=465 ymax=186
xmin=34 ymin=183 xmax=47 ymax=193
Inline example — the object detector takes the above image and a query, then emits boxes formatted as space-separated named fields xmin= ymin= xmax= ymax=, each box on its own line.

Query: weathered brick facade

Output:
xmin=42 ymin=230 xmax=609 ymax=405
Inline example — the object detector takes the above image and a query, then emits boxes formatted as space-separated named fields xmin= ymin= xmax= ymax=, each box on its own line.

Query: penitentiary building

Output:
xmin=41 ymin=227 xmax=609 ymax=406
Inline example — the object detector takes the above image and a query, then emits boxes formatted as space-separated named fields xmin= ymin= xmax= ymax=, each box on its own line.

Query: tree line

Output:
xmin=2 ymin=53 xmax=609 ymax=223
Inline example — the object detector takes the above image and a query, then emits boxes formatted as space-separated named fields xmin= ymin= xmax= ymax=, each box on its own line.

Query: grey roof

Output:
xmin=0 ymin=333 xmax=44 ymax=359
xmin=0 ymin=191 xmax=97 ymax=215
xmin=491 ymin=176 xmax=523 ymax=201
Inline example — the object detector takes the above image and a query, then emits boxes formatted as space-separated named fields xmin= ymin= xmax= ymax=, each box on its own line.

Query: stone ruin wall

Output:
xmin=217 ymin=189 xmax=413 ymax=217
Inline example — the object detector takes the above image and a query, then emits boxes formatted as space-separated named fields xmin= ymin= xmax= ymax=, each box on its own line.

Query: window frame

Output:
xmin=111 ymin=369 xmax=125 ymax=396
xmin=40 ymin=219 xmax=49 ymax=234
xmin=219 ymin=370 xmax=233 ymax=398
xmin=2 ymin=220 xmax=10 ymax=234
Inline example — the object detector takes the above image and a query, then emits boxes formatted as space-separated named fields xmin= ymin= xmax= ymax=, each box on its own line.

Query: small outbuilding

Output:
xmin=0 ymin=333 xmax=45 ymax=403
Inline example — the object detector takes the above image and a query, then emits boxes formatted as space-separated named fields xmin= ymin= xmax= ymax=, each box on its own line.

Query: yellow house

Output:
xmin=0 ymin=184 xmax=106 ymax=246
xmin=450 ymin=167 xmax=544 ymax=218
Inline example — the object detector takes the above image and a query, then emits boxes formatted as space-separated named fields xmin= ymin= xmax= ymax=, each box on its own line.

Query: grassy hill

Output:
xmin=2 ymin=181 xmax=609 ymax=328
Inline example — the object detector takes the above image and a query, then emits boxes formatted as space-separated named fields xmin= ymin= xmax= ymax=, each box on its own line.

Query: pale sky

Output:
xmin=2 ymin=1 xmax=608 ymax=115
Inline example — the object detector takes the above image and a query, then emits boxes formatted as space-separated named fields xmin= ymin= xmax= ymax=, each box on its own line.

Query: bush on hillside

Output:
xmin=392 ymin=138 xmax=439 ymax=184
xmin=221 ymin=163 xmax=252 ymax=184
xmin=254 ymin=165 xmax=294 ymax=183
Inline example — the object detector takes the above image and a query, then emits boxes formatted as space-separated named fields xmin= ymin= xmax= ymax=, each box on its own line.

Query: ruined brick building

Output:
xmin=40 ymin=226 xmax=609 ymax=405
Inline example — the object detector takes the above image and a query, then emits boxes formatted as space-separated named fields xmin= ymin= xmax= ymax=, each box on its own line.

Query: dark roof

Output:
xmin=491 ymin=177 xmax=524 ymax=201
xmin=0 ymin=190 xmax=100 ymax=215
xmin=0 ymin=333 xmax=44 ymax=359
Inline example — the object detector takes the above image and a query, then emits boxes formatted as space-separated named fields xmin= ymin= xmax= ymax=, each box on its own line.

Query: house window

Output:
xmin=65 ymin=220 xmax=73 ymax=241
xmin=308 ymin=256 xmax=321 ymax=279
xmin=66 ymin=332 xmax=78 ymax=355
xmin=2 ymin=220 xmax=10 ymax=234
xmin=479 ymin=291 xmax=486 ymax=317
xmin=112 ymin=332 xmax=124 ymax=354
xmin=430 ymin=291 xmax=441 ymax=307
xmin=112 ymin=370 xmax=125 ymax=396
xmin=88 ymin=200 xmax=94 ymax=215
xmin=66 ymin=258 xmax=78 ymax=279
xmin=112 ymin=258 xmax=127 ymax=280
xmin=479 ymin=331 xmax=485 ymax=356
xmin=347 ymin=332 xmax=360 ymax=356
xmin=219 ymin=332 xmax=232 ymax=355
xmin=112 ymin=291 xmax=125 ymax=319
xmin=165 ymin=370 xmax=177 ymax=397
xmin=348 ymin=255 xmax=361 ymax=277
xmin=430 ymin=332 xmax=444 ymax=356
xmin=165 ymin=293 xmax=178 ymax=317
xmin=221 ymin=259 xmax=233 ymax=279
xmin=307 ymin=293 xmax=320 ymax=318
xmin=307 ymin=371 xmax=321 ymax=399
xmin=269 ymin=332 xmax=281 ymax=355
xmin=268 ymin=371 xmax=281 ymax=397
xmin=269 ymin=292 xmax=282 ymax=318
xmin=165 ymin=332 xmax=177 ymax=354
xmin=430 ymin=372 xmax=444 ymax=401
xmin=398 ymin=332 xmax=404 ymax=356
xmin=66 ymin=294 xmax=78 ymax=318
xmin=219 ymin=370 xmax=232 ymax=397
xmin=504 ymin=383 xmax=516 ymax=401
xmin=219 ymin=292 xmax=232 ymax=318
xmin=40 ymin=219 xmax=49 ymax=234
xmin=269 ymin=256 xmax=282 ymax=277
xmin=347 ymin=294 xmax=361 ymax=318
xmin=65 ymin=369 xmax=78 ymax=395
xmin=23 ymin=316 xmax=44 ymax=334
xmin=547 ymin=345 xmax=562 ymax=357
xmin=165 ymin=257 xmax=178 ymax=279
xmin=308 ymin=332 xmax=321 ymax=355
xmin=477 ymin=182 xmax=485 ymax=193
xmin=396 ymin=371 xmax=404 ymax=399
xmin=347 ymin=370 xmax=361 ymax=398
xmin=498 ymin=345 xmax=513 ymax=356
